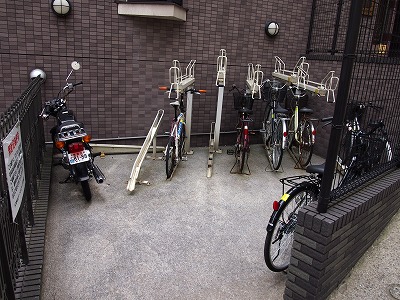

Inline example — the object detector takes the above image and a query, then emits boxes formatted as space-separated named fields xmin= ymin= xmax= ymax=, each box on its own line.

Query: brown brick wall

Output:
xmin=284 ymin=169 xmax=400 ymax=299
xmin=0 ymin=0 xmax=335 ymax=148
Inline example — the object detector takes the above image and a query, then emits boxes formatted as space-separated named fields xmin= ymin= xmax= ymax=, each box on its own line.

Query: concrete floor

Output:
xmin=40 ymin=145 xmax=399 ymax=299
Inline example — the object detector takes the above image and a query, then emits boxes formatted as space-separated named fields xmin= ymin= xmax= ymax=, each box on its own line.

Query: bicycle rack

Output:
xmin=207 ymin=49 xmax=228 ymax=178
xmin=126 ymin=109 xmax=164 ymax=192
xmin=168 ymin=59 xmax=196 ymax=154
xmin=246 ymin=63 xmax=263 ymax=99
xmin=272 ymin=56 xmax=339 ymax=102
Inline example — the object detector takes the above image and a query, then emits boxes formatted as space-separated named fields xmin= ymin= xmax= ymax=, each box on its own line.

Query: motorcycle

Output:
xmin=40 ymin=61 xmax=105 ymax=201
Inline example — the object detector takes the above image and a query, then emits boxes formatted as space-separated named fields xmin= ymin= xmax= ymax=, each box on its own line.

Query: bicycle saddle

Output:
xmin=239 ymin=107 xmax=253 ymax=115
xmin=306 ymin=163 xmax=325 ymax=175
xmin=275 ymin=103 xmax=289 ymax=114
xmin=299 ymin=107 xmax=313 ymax=114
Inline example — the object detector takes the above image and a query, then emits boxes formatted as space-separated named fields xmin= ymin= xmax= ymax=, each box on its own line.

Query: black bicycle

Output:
xmin=261 ymin=79 xmax=289 ymax=170
xmin=264 ymin=111 xmax=392 ymax=272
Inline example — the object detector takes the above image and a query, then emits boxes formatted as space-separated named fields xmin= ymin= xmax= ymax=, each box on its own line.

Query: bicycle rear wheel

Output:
xmin=239 ymin=130 xmax=249 ymax=173
xmin=166 ymin=137 xmax=176 ymax=179
xmin=264 ymin=183 xmax=318 ymax=272
xmin=262 ymin=106 xmax=272 ymax=147
xmin=299 ymin=119 xmax=314 ymax=168
xmin=271 ymin=119 xmax=284 ymax=170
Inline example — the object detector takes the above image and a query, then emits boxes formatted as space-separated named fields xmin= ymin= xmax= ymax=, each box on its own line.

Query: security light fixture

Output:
xmin=51 ymin=0 xmax=72 ymax=17
xmin=265 ymin=21 xmax=279 ymax=37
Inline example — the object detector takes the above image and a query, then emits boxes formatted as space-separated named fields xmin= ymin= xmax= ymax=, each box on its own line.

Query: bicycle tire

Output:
xmin=264 ymin=182 xmax=318 ymax=272
xmin=287 ymin=115 xmax=295 ymax=149
xmin=166 ymin=137 xmax=176 ymax=179
xmin=239 ymin=130 xmax=249 ymax=173
xmin=271 ymin=119 xmax=284 ymax=170
xmin=299 ymin=119 xmax=314 ymax=168
xmin=178 ymin=125 xmax=186 ymax=159
xmin=262 ymin=106 xmax=273 ymax=147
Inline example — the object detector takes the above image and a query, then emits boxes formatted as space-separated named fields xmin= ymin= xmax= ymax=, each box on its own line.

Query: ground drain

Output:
xmin=389 ymin=284 xmax=400 ymax=299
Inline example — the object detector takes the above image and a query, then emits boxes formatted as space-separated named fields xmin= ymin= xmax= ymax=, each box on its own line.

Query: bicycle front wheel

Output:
xmin=264 ymin=182 xmax=318 ymax=272
xmin=299 ymin=119 xmax=314 ymax=168
xmin=166 ymin=137 xmax=177 ymax=179
xmin=262 ymin=106 xmax=273 ymax=147
xmin=178 ymin=125 xmax=186 ymax=159
xmin=271 ymin=119 xmax=284 ymax=170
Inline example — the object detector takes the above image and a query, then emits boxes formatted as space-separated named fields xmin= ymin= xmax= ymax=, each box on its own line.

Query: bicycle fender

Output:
xmin=281 ymin=119 xmax=287 ymax=147
xmin=266 ymin=182 xmax=317 ymax=232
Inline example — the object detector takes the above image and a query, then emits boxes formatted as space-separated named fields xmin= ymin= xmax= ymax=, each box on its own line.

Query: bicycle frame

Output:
xmin=169 ymin=112 xmax=185 ymax=159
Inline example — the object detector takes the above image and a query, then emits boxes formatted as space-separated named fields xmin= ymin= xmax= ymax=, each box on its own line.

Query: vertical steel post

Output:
xmin=331 ymin=0 xmax=344 ymax=55
xmin=317 ymin=0 xmax=364 ymax=213
xmin=185 ymin=89 xmax=193 ymax=154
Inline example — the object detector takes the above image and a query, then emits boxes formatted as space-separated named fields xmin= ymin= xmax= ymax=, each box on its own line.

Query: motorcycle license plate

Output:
xmin=68 ymin=150 xmax=90 ymax=165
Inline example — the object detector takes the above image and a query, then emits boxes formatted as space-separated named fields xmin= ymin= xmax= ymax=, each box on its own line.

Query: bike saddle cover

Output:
xmin=275 ymin=103 xmax=289 ymax=114
xmin=238 ymin=108 xmax=253 ymax=115
xmin=299 ymin=107 xmax=313 ymax=114
xmin=306 ymin=163 xmax=325 ymax=175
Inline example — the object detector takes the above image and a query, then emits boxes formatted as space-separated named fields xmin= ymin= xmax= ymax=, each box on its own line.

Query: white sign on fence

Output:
xmin=2 ymin=122 xmax=26 ymax=221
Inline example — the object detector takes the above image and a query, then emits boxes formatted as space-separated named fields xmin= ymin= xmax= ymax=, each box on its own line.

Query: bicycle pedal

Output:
xmin=259 ymin=129 xmax=266 ymax=133
xmin=227 ymin=149 xmax=234 ymax=155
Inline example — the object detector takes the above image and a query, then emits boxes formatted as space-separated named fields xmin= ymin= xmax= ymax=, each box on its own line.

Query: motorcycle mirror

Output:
xmin=71 ymin=61 xmax=81 ymax=70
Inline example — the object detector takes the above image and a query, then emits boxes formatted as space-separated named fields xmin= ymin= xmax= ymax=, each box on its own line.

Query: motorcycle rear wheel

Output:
xmin=81 ymin=180 xmax=92 ymax=201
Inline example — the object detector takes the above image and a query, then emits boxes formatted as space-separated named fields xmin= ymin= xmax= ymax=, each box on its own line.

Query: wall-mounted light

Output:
xmin=265 ymin=21 xmax=279 ymax=37
xmin=30 ymin=69 xmax=46 ymax=81
xmin=51 ymin=0 xmax=72 ymax=17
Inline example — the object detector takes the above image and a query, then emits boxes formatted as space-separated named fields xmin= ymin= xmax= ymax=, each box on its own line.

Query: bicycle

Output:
xmin=337 ymin=102 xmax=392 ymax=186
xmin=229 ymin=84 xmax=255 ymax=174
xmin=159 ymin=86 xmax=205 ymax=179
xmin=261 ymin=79 xmax=289 ymax=170
xmin=286 ymin=85 xmax=316 ymax=168
xmin=263 ymin=115 xmax=392 ymax=272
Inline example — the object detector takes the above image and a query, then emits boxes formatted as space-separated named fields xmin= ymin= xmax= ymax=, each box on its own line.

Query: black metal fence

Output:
xmin=307 ymin=0 xmax=400 ymax=212
xmin=0 ymin=76 xmax=45 ymax=299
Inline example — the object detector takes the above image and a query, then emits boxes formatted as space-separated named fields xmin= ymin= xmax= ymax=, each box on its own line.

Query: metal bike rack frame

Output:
xmin=127 ymin=109 xmax=164 ymax=192
xmin=168 ymin=60 xmax=196 ymax=154
xmin=207 ymin=49 xmax=227 ymax=178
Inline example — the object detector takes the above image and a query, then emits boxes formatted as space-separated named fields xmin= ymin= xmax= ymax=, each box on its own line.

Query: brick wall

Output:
xmin=284 ymin=168 xmax=400 ymax=299
xmin=0 ymin=0 xmax=333 ymax=147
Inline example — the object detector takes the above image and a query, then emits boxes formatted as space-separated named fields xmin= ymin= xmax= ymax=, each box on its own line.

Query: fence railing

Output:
xmin=0 ymin=76 xmax=45 ymax=299
xmin=306 ymin=0 xmax=400 ymax=212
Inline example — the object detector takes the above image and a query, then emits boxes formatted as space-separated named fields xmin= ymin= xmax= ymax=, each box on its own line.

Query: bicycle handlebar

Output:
xmin=262 ymin=79 xmax=287 ymax=91
xmin=288 ymin=85 xmax=307 ymax=98
xmin=159 ymin=86 xmax=206 ymax=95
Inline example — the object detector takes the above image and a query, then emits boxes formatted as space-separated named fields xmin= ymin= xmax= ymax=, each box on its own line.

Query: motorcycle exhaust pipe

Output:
xmin=92 ymin=163 xmax=105 ymax=184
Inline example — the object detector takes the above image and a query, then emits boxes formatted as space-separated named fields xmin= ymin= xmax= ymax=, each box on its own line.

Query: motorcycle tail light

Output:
xmin=83 ymin=135 xmax=91 ymax=143
xmin=68 ymin=142 xmax=85 ymax=154
xmin=55 ymin=141 xmax=65 ymax=150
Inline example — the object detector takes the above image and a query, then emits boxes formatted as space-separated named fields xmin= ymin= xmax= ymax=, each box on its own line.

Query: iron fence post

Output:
xmin=317 ymin=0 xmax=364 ymax=213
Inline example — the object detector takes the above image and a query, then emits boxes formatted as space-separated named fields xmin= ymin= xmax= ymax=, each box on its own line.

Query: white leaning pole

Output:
xmin=207 ymin=49 xmax=227 ymax=178
xmin=185 ymin=86 xmax=194 ymax=155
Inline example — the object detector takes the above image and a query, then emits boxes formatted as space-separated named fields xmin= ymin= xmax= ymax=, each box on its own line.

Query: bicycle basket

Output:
xmin=233 ymin=93 xmax=254 ymax=111
xmin=262 ymin=80 xmax=287 ymax=104
xmin=285 ymin=88 xmax=309 ymax=111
